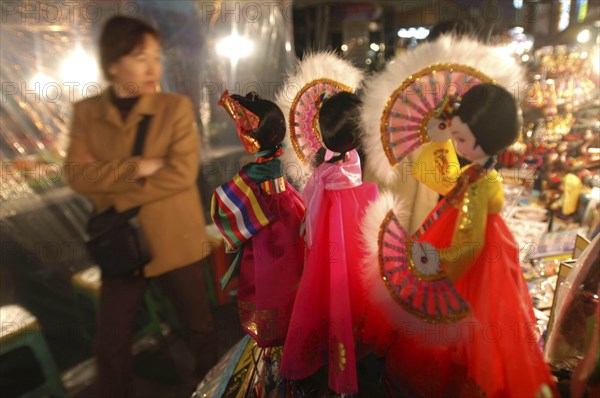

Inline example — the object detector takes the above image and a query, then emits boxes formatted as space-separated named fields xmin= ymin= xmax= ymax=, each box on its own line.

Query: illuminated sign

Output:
xmin=558 ymin=0 xmax=572 ymax=32
xmin=577 ymin=0 xmax=588 ymax=22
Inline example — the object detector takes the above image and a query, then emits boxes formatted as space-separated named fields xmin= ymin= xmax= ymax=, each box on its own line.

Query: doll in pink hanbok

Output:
xmin=279 ymin=91 xmax=379 ymax=395
xmin=211 ymin=91 xmax=305 ymax=348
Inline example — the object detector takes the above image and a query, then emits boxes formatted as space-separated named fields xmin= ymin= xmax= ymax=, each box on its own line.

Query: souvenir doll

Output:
xmin=358 ymin=36 xmax=524 ymax=355
xmin=211 ymin=91 xmax=305 ymax=348
xmin=279 ymin=91 xmax=379 ymax=395
xmin=362 ymin=83 xmax=557 ymax=397
xmin=359 ymin=36 xmax=557 ymax=397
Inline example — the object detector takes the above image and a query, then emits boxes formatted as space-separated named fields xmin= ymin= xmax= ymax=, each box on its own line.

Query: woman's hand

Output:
xmin=138 ymin=158 xmax=166 ymax=177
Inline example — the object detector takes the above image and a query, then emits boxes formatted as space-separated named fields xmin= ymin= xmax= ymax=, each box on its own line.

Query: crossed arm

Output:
xmin=65 ymin=97 xmax=200 ymax=211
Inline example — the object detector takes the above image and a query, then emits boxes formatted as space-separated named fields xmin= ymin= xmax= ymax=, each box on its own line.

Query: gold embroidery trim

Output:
xmin=238 ymin=299 xmax=288 ymax=341
xmin=337 ymin=340 xmax=347 ymax=372
xmin=456 ymin=185 xmax=478 ymax=242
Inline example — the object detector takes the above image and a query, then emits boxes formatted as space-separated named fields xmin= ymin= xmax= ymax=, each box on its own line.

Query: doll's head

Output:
xmin=425 ymin=18 xmax=482 ymax=42
xmin=318 ymin=91 xmax=362 ymax=154
xmin=451 ymin=83 xmax=521 ymax=160
xmin=219 ymin=91 xmax=286 ymax=155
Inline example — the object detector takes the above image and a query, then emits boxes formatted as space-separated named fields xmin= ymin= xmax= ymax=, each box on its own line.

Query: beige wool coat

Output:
xmin=65 ymin=90 xmax=211 ymax=277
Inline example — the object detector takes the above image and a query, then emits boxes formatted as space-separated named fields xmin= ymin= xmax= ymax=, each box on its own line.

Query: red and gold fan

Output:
xmin=377 ymin=209 xmax=469 ymax=323
xmin=359 ymin=191 xmax=471 ymax=345
xmin=276 ymin=52 xmax=362 ymax=190
xmin=379 ymin=64 xmax=492 ymax=167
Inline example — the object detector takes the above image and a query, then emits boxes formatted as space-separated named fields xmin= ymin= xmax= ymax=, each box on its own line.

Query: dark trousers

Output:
xmin=95 ymin=260 xmax=217 ymax=397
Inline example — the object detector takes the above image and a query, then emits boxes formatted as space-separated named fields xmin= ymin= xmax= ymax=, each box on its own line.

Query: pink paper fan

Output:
xmin=290 ymin=79 xmax=353 ymax=165
xmin=378 ymin=210 xmax=470 ymax=323
xmin=381 ymin=64 xmax=494 ymax=166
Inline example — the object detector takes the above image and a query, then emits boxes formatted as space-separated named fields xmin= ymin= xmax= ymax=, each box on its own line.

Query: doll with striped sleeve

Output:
xmin=211 ymin=91 xmax=305 ymax=348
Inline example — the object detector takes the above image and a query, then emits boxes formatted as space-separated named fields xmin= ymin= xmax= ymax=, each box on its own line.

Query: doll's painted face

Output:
xmin=449 ymin=116 xmax=487 ymax=161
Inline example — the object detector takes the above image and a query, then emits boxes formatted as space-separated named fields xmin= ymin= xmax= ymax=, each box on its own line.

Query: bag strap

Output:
xmin=127 ymin=115 xmax=151 ymax=214
xmin=132 ymin=115 xmax=152 ymax=156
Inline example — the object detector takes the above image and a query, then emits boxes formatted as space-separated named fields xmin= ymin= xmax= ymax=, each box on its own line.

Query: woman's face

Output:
xmin=449 ymin=116 xmax=487 ymax=161
xmin=108 ymin=34 xmax=162 ymax=97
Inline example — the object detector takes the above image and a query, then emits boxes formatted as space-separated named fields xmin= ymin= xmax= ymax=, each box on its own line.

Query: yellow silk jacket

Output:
xmin=415 ymin=141 xmax=505 ymax=281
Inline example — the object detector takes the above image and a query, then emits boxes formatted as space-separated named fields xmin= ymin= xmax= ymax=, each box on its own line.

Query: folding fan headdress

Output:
xmin=276 ymin=52 xmax=363 ymax=190
xmin=360 ymin=36 xmax=525 ymax=325
xmin=362 ymin=35 xmax=525 ymax=186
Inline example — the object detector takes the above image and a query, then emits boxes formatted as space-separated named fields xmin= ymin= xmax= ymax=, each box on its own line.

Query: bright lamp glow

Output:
xmin=510 ymin=26 xmax=524 ymax=34
xmin=370 ymin=43 xmax=380 ymax=51
xmin=397 ymin=27 xmax=429 ymax=39
xmin=216 ymin=33 xmax=254 ymax=66
xmin=61 ymin=46 xmax=99 ymax=85
xmin=592 ymin=50 xmax=599 ymax=74
xmin=29 ymin=72 xmax=53 ymax=89
xmin=577 ymin=29 xmax=591 ymax=43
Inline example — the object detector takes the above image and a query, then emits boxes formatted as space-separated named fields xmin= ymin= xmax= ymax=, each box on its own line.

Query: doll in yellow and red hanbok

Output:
xmin=211 ymin=91 xmax=305 ymax=348
xmin=279 ymin=91 xmax=379 ymax=395
xmin=361 ymin=83 xmax=558 ymax=397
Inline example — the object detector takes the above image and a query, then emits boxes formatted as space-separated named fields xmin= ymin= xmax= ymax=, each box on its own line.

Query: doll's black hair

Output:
xmin=231 ymin=92 xmax=286 ymax=153
xmin=426 ymin=18 xmax=482 ymax=43
xmin=456 ymin=83 xmax=522 ymax=156
xmin=318 ymin=91 xmax=362 ymax=158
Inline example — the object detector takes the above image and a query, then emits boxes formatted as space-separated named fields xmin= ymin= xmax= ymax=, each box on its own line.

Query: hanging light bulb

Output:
xmin=216 ymin=33 xmax=254 ymax=67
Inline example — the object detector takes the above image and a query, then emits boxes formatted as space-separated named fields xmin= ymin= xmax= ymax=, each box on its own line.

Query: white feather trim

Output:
xmin=360 ymin=35 xmax=526 ymax=186
xmin=361 ymin=191 xmax=399 ymax=258
xmin=359 ymin=191 xmax=413 ymax=329
xmin=276 ymin=51 xmax=363 ymax=191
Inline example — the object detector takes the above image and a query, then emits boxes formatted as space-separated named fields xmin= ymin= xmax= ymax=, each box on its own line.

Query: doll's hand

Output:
xmin=138 ymin=158 xmax=166 ymax=177
xmin=426 ymin=117 xmax=452 ymax=142
xmin=224 ymin=244 xmax=240 ymax=254
xmin=410 ymin=241 xmax=441 ymax=276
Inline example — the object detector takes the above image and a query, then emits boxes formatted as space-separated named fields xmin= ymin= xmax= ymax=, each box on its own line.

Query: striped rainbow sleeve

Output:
xmin=211 ymin=169 xmax=275 ymax=250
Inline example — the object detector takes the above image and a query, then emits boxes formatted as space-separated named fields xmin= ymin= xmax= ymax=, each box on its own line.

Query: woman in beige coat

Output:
xmin=65 ymin=16 xmax=216 ymax=397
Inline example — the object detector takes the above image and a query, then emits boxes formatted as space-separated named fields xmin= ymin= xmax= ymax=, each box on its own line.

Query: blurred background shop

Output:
xmin=1 ymin=1 xmax=598 ymax=397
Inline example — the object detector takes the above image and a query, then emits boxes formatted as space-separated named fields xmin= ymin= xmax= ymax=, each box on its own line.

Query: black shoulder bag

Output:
xmin=85 ymin=115 xmax=152 ymax=276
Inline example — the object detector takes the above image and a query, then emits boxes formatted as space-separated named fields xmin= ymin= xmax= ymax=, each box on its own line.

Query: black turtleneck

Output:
xmin=110 ymin=88 xmax=140 ymax=122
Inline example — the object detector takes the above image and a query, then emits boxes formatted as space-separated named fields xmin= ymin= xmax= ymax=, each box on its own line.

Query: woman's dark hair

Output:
xmin=318 ymin=91 xmax=362 ymax=155
xmin=231 ymin=92 xmax=286 ymax=151
xmin=99 ymin=16 xmax=160 ymax=81
xmin=456 ymin=83 xmax=521 ymax=156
